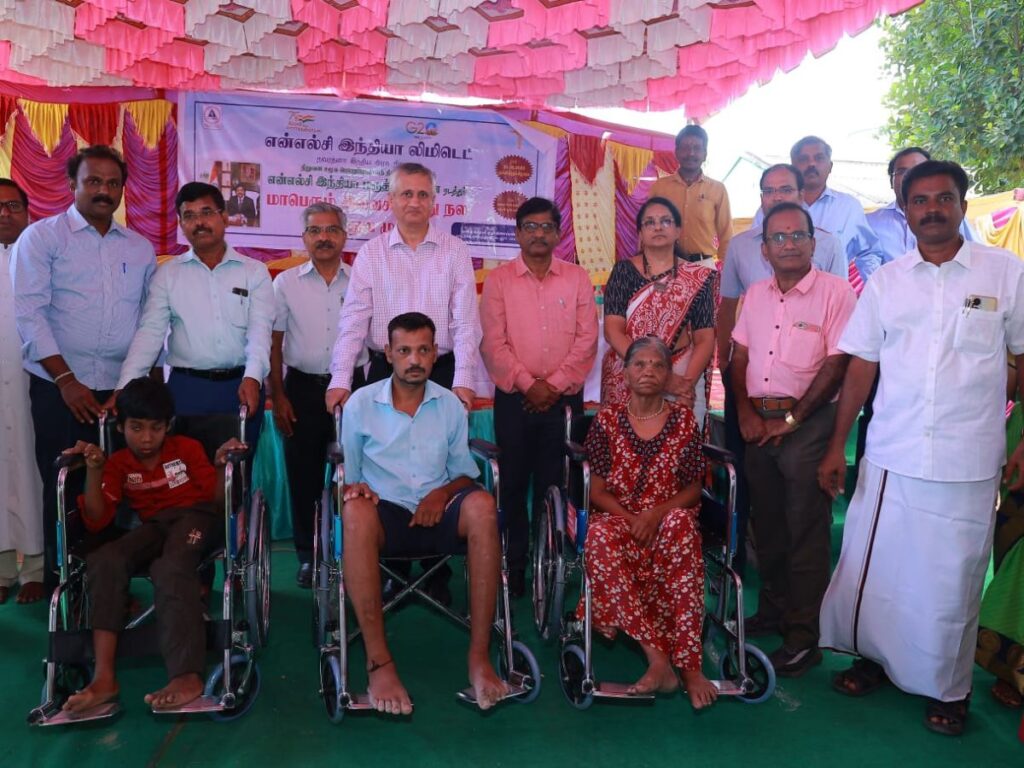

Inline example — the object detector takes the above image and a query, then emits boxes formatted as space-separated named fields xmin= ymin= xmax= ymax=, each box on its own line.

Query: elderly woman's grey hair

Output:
xmin=301 ymin=201 xmax=347 ymax=229
xmin=624 ymin=335 xmax=672 ymax=367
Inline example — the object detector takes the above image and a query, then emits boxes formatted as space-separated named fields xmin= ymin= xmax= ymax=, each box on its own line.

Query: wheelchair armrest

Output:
xmin=566 ymin=440 xmax=587 ymax=463
xmin=469 ymin=438 xmax=500 ymax=461
xmin=701 ymin=443 xmax=736 ymax=465
xmin=326 ymin=441 xmax=344 ymax=466
xmin=54 ymin=453 xmax=85 ymax=471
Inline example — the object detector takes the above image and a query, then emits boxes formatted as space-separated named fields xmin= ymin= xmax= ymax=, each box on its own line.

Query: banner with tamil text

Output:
xmin=178 ymin=92 xmax=557 ymax=258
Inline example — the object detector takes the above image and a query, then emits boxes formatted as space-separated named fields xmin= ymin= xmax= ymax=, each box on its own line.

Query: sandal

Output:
xmin=991 ymin=679 xmax=1023 ymax=709
xmin=924 ymin=696 xmax=970 ymax=736
xmin=832 ymin=658 xmax=888 ymax=697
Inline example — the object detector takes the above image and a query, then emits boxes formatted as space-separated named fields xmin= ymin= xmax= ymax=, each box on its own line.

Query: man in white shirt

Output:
xmin=117 ymin=182 xmax=274 ymax=450
xmin=325 ymin=162 xmax=481 ymax=413
xmin=818 ymin=160 xmax=1024 ymax=736
xmin=270 ymin=202 xmax=365 ymax=587
xmin=0 ymin=179 xmax=44 ymax=604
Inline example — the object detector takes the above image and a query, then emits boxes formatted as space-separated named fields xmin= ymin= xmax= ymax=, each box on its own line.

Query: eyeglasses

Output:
xmin=764 ymin=231 xmax=812 ymax=245
xmin=520 ymin=221 xmax=557 ymax=233
xmin=640 ymin=216 xmax=676 ymax=230
xmin=304 ymin=225 xmax=344 ymax=236
xmin=760 ymin=185 xmax=796 ymax=196
xmin=0 ymin=200 xmax=25 ymax=213
xmin=180 ymin=208 xmax=223 ymax=223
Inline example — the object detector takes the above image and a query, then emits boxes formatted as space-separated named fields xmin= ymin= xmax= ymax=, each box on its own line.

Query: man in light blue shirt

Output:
xmin=11 ymin=145 xmax=156 ymax=590
xmin=116 ymin=182 xmax=274 ymax=449
xmin=867 ymin=147 xmax=975 ymax=264
xmin=778 ymin=136 xmax=885 ymax=283
xmin=340 ymin=312 xmax=510 ymax=715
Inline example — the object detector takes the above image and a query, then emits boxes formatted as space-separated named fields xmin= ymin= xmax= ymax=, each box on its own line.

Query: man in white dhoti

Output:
xmin=817 ymin=160 xmax=1024 ymax=736
xmin=0 ymin=178 xmax=43 ymax=604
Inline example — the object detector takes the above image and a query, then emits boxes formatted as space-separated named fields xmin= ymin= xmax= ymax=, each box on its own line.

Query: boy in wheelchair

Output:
xmin=60 ymin=377 xmax=244 ymax=714
xmin=340 ymin=313 xmax=509 ymax=714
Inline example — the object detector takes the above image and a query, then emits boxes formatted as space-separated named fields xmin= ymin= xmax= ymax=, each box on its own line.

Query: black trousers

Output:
xmin=721 ymin=364 xmax=751 ymax=576
xmin=283 ymin=368 xmax=365 ymax=563
xmin=87 ymin=505 xmax=221 ymax=678
xmin=29 ymin=374 xmax=114 ymax=591
xmin=493 ymin=389 xmax=582 ymax=572
xmin=855 ymin=371 xmax=880 ymax=464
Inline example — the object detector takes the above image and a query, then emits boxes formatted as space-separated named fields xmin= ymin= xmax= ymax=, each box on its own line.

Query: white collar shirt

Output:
xmin=838 ymin=240 xmax=1024 ymax=481
xmin=273 ymin=259 xmax=367 ymax=374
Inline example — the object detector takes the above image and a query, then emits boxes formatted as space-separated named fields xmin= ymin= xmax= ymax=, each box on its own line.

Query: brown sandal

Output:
xmin=832 ymin=658 xmax=888 ymax=697
xmin=924 ymin=696 xmax=970 ymax=736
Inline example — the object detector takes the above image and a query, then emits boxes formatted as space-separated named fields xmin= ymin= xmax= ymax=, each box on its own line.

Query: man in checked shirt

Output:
xmin=326 ymin=162 xmax=482 ymax=603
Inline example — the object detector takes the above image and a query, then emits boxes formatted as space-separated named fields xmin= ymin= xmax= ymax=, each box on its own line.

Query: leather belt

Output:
xmin=173 ymin=366 xmax=245 ymax=382
xmin=288 ymin=369 xmax=332 ymax=385
xmin=750 ymin=396 xmax=797 ymax=413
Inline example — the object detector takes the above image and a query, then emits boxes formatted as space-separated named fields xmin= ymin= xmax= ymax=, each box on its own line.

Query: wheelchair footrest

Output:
xmin=456 ymin=678 xmax=530 ymax=706
xmin=151 ymin=695 xmax=225 ymax=715
xmin=345 ymin=692 xmax=375 ymax=711
xmin=33 ymin=701 xmax=121 ymax=726
xmin=592 ymin=682 xmax=655 ymax=700
xmin=710 ymin=679 xmax=744 ymax=695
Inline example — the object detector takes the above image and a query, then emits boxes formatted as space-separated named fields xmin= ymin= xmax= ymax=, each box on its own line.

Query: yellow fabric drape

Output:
xmin=570 ymin=145 xmax=616 ymax=273
xmin=975 ymin=207 xmax=1024 ymax=259
xmin=0 ymin=111 xmax=16 ymax=179
xmin=124 ymin=99 xmax=173 ymax=150
xmin=607 ymin=141 xmax=652 ymax=195
xmin=523 ymin=120 xmax=567 ymax=140
xmin=18 ymin=100 xmax=68 ymax=156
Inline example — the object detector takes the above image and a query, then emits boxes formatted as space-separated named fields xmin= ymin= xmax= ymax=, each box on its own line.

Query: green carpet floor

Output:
xmin=2 ymin=529 xmax=1022 ymax=766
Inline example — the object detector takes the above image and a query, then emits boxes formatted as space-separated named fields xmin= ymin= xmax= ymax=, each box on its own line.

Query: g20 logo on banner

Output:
xmin=406 ymin=121 xmax=439 ymax=137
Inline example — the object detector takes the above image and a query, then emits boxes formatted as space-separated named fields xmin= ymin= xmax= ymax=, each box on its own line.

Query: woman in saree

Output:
xmin=600 ymin=197 xmax=718 ymax=426
xmin=581 ymin=336 xmax=717 ymax=709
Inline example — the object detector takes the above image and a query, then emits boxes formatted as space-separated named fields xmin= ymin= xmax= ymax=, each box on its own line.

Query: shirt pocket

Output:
xmin=224 ymin=286 xmax=251 ymax=328
xmin=953 ymin=309 xmax=1001 ymax=355
xmin=780 ymin=323 xmax=825 ymax=371
xmin=113 ymin=263 xmax=148 ymax=326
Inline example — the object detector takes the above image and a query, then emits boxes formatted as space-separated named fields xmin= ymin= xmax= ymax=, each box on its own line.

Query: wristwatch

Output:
xmin=784 ymin=411 xmax=801 ymax=429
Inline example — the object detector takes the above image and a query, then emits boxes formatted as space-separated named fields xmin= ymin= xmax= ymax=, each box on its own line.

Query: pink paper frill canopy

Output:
xmin=0 ymin=0 xmax=921 ymax=118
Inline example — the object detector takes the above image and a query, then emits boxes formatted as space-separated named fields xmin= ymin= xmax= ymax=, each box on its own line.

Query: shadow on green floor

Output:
xmin=2 ymin=528 xmax=1020 ymax=767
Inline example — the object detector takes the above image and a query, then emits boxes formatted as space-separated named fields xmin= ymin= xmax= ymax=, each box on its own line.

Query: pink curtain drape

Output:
xmin=10 ymin=111 xmax=76 ymax=220
xmin=122 ymin=109 xmax=186 ymax=256
xmin=553 ymin=137 xmax=576 ymax=263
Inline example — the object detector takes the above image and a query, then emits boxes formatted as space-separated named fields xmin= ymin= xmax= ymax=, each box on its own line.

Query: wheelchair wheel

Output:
xmin=495 ymin=640 xmax=542 ymax=704
xmin=718 ymin=641 xmax=776 ymax=704
xmin=245 ymin=491 xmax=271 ymax=649
xmin=319 ymin=652 xmax=346 ymax=723
xmin=312 ymin=490 xmax=334 ymax=647
xmin=532 ymin=486 xmax=566 ymax=641
xmin=559 ymin=643 xmax=593 ymax=710
xmin=205 ymin=654 xmax=261 ymax=721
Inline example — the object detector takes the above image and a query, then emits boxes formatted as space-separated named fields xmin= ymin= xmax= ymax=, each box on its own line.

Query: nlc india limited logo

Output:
xmin=201 ymin=104 xmax=223 ymax=129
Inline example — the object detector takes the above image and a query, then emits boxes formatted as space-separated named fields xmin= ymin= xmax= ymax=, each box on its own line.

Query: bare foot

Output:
xmin=627 ymin=661 xmax=679 ymax=695
xmin=144 ymin=673 xmax=204 ymax=710
xmin=367 ymin=660 xmax=413 ymax=715
xmin=680 ymin=668 xmax=719 ymax=710
xmin=64 ymin=679 xmax=120 ymax=713
xmin=17 ymin=581 xmax=46 ymax=604
xmin=468 ymin=654 xmax=510 ymax=710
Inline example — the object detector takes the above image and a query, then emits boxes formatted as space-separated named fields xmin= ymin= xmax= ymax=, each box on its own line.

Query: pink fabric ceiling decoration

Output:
xmin=0 ymin=0 xmax=921 ymax=118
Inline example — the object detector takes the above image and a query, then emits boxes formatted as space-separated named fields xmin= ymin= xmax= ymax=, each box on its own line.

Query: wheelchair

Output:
xmin=28 ymin=406 xmax=271 ymax=726
xmin=532 ymin=408 xmax=776 ymax=708
xmin=311 ymin=407 xmax=541 ymax=722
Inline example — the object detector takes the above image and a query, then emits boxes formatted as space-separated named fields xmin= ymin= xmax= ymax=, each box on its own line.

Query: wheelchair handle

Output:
xmin=53 ymin=453 xmax=85 ymax=470
xmin=238 ymin=404 xmax=249 ymax=442
xmin=223 ymin=447 xmax=251 ymax=466
xmin=333 ymin=405 xmax=342 ymax=443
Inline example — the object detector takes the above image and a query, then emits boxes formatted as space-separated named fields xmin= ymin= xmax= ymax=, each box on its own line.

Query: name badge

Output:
xmin=163 ymin=460 xmax=189 ymax=489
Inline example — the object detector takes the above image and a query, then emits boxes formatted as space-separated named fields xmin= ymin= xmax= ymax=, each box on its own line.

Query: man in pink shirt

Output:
xmin=480 ymin=197 xmax=598 ymax=597
xmin=730 ymin=201 xmax=856 ymax=677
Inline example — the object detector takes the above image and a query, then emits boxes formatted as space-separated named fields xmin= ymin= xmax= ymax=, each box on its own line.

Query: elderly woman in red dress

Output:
xmin=581 ymin=335 xmax=716 ymax=709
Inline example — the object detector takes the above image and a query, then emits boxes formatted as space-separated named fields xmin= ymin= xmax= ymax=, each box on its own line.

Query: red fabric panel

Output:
xmin=122 ymin=108 xmax=185 ymax=256
xmin=68 ymin=102 xmax=119 ymax=145
xmin=10 ymin=110 xmax=75 ymax=219
xmin=0 ymin=94 xmax=17 ymax=134
xmin=567 ymin=133 xmax=605 ymax=185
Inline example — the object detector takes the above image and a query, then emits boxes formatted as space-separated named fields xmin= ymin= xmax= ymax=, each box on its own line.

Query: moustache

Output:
xmin=406 ymin=366 xmax=425 ymax=374
xmin=803 ymin=167 xmax=819 ymax=176
xmin=92 ymin=195 xmax=115 ymax=205
xmin=315 ymin=241 xmax=335 ymax=249
xmin=192 ymin=227 xmax=211 ymax=235
xmin=920 ymin=214 xmax=947 ymax=225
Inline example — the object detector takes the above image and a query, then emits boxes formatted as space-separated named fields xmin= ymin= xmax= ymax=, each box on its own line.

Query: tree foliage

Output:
xmin=881 ymin=0 xmax=1024 ymax=193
